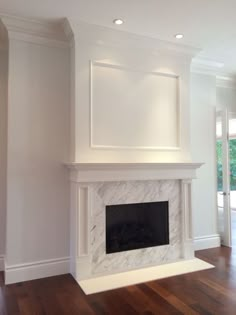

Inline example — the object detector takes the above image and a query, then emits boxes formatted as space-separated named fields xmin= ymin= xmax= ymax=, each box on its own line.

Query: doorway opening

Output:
xmin=216 ymin=112 xmax=236 ymax=247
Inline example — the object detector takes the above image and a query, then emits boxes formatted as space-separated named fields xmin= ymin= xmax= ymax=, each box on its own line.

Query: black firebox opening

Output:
xmin=106 ymin=201 xmax=169 ymax=254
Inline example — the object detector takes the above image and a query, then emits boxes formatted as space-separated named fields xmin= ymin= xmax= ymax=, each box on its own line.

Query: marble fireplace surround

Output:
xmin=67 ymin=163 xmax=203 ymax=282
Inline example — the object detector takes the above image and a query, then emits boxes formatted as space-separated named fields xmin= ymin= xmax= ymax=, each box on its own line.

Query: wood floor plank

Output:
xmin=137 ymin=283 xmax=182 ymax=314
xmin=1 ymin=247 xmax=236 ymax=314
xmin=147 ymin=281 xmax=200 ymax=315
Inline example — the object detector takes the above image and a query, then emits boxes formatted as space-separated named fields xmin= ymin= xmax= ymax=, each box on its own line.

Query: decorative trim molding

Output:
xmin=91 ymin=60 xmax=179 ymax=79
xmin=70 ymin=182 xmax=92 ymax=280
xmin=90 ymin=145 xmax=181 ymax=151
xmin=216 ymin=75 xmax=236 ymax=89
xmin=0 ymin=20 xmax=8 ymax=51
xmin=66 ymin=162 xmax=203 ymax=183
xmin=0 ymin=255 xmax=4 ymax=271
xmin=66 ymin=162 xmax=203 ymax=169
xmin=61 ymin=18 xmax=74 ymax=42
xmin=89 ymin=60 xmax=181 ymax=151
xmin=66 ymin=162 xmax=203 ymax=170
xmin=191 ymin=57 xmax=224 ymax=76
xmin=67 ymin=19 xmax=200 ymax=58
xmin=77 ymin=186 xmax=90 ymax=256
xmin=0 ymin=14 xmax=69 ymax=47
xmin=194 ymin=234 xmax=221 ymax=251
xmin=191 ymin=57 xmax=236 ymax=86
xmin=192 ymin=57 xmax=224 ymax=71
xmin=4 ymin=257 xmax=70 ymax=284
xmin=181 ymin=180 xmax=194 ymax=259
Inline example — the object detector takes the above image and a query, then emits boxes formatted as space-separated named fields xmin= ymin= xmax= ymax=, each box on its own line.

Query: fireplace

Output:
xmin=106 ymin=201 xmax=169 ymax=254
xmin=67 ymin=162 xmax=202 ymax=281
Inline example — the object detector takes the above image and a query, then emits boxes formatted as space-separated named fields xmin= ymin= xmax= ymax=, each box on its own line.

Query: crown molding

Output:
xmin=0 ymin=19 xmax=8 ymax=51
xmin=191 ymin=57 xmax=236 ymax=88
xmin=61 ymin=18 xmax=74 ymax=43
xmin=0 ymin=14 xmax=69 ymax=48
xmin=193 ymin=57 xmax=224 ymax=69
xmin=67 ymin=19 xmax=200 ymax=59
xmin=216 ymin=75 xmax=236 ymax=89
xmin=191 ymin=57 xmax=224 ymax=76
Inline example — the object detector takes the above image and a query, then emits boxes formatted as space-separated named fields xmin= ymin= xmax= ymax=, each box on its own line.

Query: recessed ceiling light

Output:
xmin=175 ymin=34 xmax=184 ymax=39
xmin=113 ymin=19 xmax=124 ymax=25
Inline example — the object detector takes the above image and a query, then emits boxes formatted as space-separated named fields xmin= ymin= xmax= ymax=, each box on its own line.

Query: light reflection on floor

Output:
xmin=232 ymin=210 xmax=236 ymax=247
xmin=217 ymin=207 xmax=236 ymax=248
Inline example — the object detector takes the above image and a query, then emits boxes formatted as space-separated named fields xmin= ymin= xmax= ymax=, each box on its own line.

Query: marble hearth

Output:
xmin=67 ymin=163 xmax=203 ymax=283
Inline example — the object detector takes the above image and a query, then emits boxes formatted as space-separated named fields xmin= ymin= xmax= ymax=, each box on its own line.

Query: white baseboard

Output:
xmin=5 ymin=257 xmax=70 ymax=285
xmin=2 ymin=234 xmax=220 ymax=285
xmin=194 ymin=234 xmax=221 ymax=251
xmin=0 ymin=255 xmax=4 ymax=271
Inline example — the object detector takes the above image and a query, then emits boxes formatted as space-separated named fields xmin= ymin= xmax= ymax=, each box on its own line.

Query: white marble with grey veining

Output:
xmin=89 ymin=180 xmax=182 ymax=275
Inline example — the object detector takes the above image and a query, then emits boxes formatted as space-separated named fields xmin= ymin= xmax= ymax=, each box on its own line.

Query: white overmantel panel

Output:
xmin=66 ymin=20 xmax=199 ymax=163
xmin=66 ymin=163 xmax=203 ymax=182
xmin=91 ymin=62 xmax=179 ymax=150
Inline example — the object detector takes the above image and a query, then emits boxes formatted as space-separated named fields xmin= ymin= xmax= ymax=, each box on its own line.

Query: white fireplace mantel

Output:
xmin=66 ymin=162 xmax=203 ymax=182
xmin=67 ymin=161 xmax=204 ymax=289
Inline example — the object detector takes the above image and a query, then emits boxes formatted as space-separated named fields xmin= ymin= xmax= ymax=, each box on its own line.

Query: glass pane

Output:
xmin=217 ymin=139 xmax=223 ymax=191
xmin=229 ymin=114 xmax=236 ymax=246
xmin=216 ymin=114 xmax=224 ymax=237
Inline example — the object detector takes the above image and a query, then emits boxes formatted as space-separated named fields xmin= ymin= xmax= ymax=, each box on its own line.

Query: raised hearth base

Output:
xmin=79 ymin=258 xmax=214 ymax=294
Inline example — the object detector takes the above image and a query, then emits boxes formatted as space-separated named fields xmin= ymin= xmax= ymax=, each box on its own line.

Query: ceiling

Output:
xmin=1 ymin=0 xmax=236 ymax=75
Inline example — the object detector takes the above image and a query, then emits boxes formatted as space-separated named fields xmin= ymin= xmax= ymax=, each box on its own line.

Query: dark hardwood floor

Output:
xmin=232 ymin=210 xmax=236 ymax=247
xmin=1 ymin=247 xmax=236 ymax=315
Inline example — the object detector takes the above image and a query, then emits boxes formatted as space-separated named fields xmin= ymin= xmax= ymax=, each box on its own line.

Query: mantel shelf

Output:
xmin=66 ymin=162 xmax=204 ymax=183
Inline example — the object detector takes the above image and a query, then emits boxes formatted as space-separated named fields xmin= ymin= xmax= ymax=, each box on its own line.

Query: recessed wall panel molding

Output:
xmin=90 ymin=61 xmax=180 ymax=151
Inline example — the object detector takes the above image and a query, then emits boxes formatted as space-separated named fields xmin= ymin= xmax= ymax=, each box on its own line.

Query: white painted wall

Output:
xmin=190 ymin=72 xmax=220 ymax=249
xmin=0 ymin=47 xmax=8 ymax=270
xmin=5 ymin=38 xmax=70 ymax=280
xmin=70 ymin=22 xmax=195 ymax=163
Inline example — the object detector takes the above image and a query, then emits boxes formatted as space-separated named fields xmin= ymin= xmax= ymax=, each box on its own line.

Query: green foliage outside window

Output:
xmin=217 ymin=139 xmax=236 ymax=191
